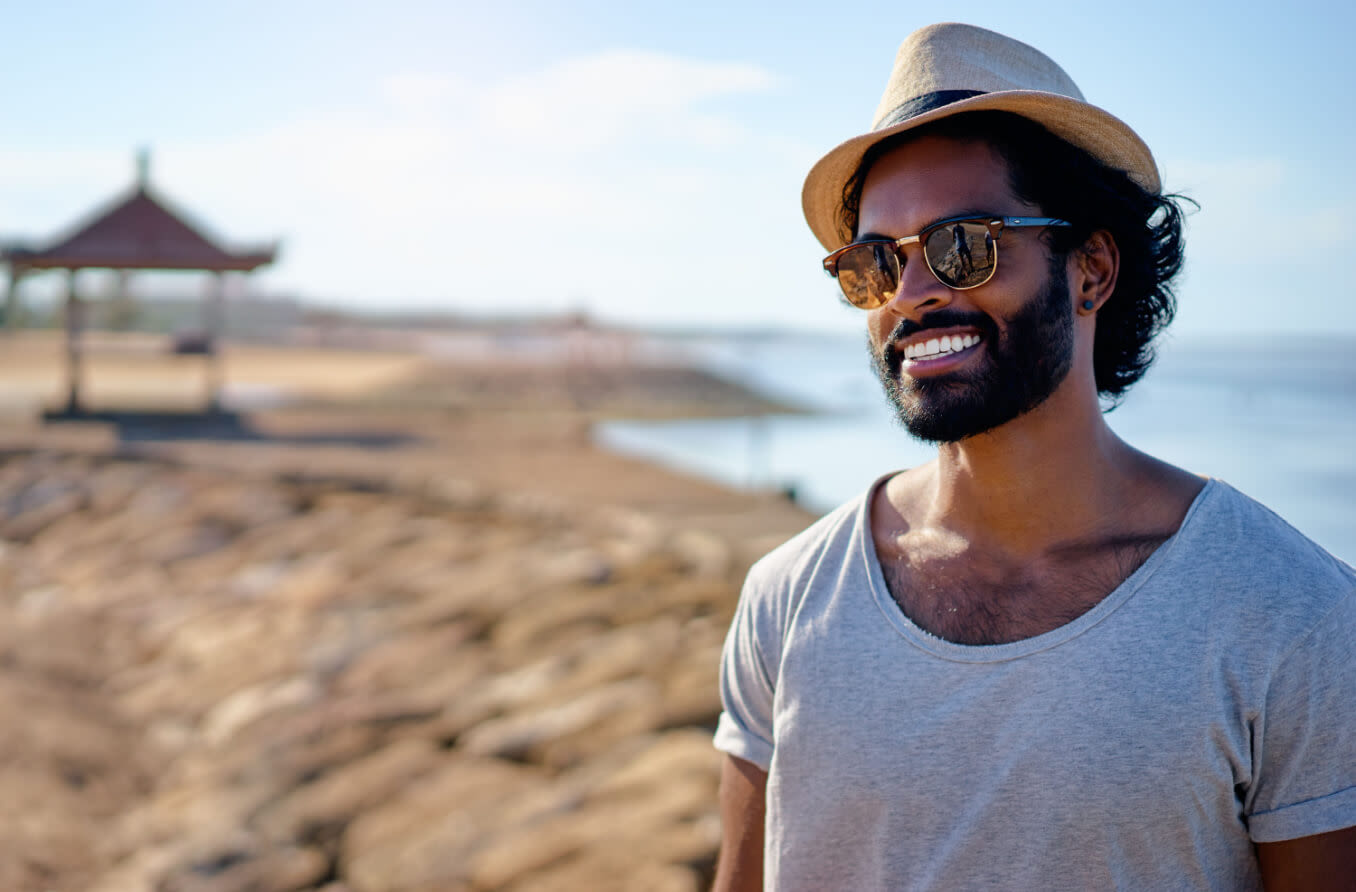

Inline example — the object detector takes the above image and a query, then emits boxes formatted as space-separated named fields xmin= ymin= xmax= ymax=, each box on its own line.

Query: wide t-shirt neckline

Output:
xmin=859 ymin=474 xmax=1218 ymax=664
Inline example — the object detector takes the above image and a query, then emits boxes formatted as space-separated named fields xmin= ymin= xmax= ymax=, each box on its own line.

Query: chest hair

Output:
xmin=879 ymin=534 xmax=1167 ymax=646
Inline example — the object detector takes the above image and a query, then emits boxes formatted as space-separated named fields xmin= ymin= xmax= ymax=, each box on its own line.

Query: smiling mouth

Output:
xmin=902 ymin=333 xmax=983 ymax=362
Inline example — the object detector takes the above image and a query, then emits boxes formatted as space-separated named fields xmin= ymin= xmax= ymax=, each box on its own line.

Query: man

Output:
xmin=712 ymin=23 xmax=1355 ymax=891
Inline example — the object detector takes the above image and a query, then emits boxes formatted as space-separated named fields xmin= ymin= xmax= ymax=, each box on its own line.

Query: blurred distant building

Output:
xmin=0 ymin=149 xmax=280 ymax=413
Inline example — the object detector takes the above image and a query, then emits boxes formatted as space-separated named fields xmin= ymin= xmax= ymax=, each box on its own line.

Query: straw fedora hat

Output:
xmin=801 ymin=22 xmax=1160 ymax=251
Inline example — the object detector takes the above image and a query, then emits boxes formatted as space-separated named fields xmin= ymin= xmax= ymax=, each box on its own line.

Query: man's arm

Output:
xmin=711 ymin=754 xmax=767 ymax=892
xmin=1257 ymin=826 xmax=1356 ymax=891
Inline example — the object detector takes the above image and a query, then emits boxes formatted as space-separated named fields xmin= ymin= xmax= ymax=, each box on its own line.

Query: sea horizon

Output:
xmin=597 ymin=331 xmax=1356 ymax=565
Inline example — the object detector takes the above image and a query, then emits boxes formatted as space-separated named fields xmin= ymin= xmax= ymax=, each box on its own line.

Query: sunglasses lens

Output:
xmin=924 ymin=221 xmax=995 ymax=288
xmin=835 ymin=243 xmax=897 ymax=308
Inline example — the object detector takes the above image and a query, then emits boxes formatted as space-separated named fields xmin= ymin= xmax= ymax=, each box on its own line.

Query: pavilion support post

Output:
xmin=111 ymin=269 xmax=134 ymax=331
xmin=63 ymin=269 xmax=84 ymax=414
xmin=205 ymin=272 xmax=225 ymax=413
xmin=3 ymin=266 xmax=24 ymax=332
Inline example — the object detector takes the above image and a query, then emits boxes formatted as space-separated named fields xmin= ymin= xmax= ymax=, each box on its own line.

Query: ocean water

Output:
xmin=595 ymin=332 xmax=1356 ymax=565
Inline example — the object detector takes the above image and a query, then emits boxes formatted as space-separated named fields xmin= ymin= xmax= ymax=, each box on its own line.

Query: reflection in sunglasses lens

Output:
xmin=839 ymin=244 xmax=897 ymax=308
xmin=925 ymin=222 xmax=994 ymax=288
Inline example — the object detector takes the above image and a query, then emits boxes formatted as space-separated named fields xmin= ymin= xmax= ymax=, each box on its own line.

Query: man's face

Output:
xmin=857 ymin=135 xmax=1076 ymax=443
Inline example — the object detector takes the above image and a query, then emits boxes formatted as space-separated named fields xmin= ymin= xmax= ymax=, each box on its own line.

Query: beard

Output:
xmin=870 ymin=264 xmax=1076 ymax=444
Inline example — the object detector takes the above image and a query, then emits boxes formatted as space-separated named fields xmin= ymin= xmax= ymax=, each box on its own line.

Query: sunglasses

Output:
xmin=822 ymin=215 xmax=1071 ymax=309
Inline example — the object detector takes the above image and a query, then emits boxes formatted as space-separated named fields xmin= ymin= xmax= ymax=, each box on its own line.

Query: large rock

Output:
xmin=0 ymin=670 xmax=156 ymax=892
xmin=459 ymin=679 xmax=665 ymax=768
xmin=0 ymin=445 xmax=777 ymax=891
xmin=466 ymin=775 xmax=715 ymax=889
xmin=255 ymin=737 xmax=443 ymax=844
xmin=341 ymin=756 xmax=546 ymax=892
xmin=157 ymin=842 xmax=329 ymax=892
xmin=498 ymin=851 xmax=700 ymax=892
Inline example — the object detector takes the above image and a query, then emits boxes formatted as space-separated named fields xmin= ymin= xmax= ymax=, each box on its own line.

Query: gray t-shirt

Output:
xmin=715 ymin=478 xmax=1356 ymax=891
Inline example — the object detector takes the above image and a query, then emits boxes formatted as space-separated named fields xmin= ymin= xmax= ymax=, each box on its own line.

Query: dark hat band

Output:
xmin=875 ymin=90 xmax=986 ymax=130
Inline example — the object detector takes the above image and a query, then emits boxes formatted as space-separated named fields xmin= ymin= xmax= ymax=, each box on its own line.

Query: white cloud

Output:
xmin=483 ymin=51 xmax=776 ymax=152
xmin=380 ymin=73 xmax=474 ymax=112
xmin=3 ymin=50 xmax=826 ymax=327
xmin=153 ymin=50 xmax=784 ymax=314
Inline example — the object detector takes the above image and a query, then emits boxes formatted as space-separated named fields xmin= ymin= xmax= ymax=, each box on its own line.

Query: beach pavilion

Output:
xmin=0 ymin=152 xmax=279 ymax=414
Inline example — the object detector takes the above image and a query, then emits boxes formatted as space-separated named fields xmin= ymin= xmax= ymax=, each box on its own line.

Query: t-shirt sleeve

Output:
xmin=1246 ymin=588 xmax=1356 ymax=843
xmin=713 ymin=566 xmax=782 ymax=771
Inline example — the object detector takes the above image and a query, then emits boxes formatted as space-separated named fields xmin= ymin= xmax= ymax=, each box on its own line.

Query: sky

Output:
xmin=2 ymin=0 xmax=1353 ymax=335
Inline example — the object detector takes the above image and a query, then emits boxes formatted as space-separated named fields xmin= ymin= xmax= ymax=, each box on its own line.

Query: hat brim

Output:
xmin=801 ymin=90 xmax=1160 ymax=252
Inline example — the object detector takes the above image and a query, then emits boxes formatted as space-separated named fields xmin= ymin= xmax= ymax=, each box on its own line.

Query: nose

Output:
xmin=885 ymin=246 xmax=953 ymax=317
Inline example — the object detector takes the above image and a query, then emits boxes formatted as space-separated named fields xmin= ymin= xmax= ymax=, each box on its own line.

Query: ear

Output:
xmin=1072 ymin=230 xmax=1119 ymax=315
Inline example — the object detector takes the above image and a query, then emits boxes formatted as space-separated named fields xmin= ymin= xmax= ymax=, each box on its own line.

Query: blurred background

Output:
xmin=0 ymin=2 xmax=1352 ymax=889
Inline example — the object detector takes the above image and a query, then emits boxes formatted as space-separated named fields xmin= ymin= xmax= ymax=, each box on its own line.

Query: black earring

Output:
xmin=1081 ymin=300 xmax=1095 ymax=311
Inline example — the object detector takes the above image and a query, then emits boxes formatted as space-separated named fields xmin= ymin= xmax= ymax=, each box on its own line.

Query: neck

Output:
xmin=913 ymin=377 xmax=1151 ymax=556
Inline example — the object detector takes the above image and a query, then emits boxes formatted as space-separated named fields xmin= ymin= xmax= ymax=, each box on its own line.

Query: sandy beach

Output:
xmin=0 ymin=331 xmax=814 ymax=891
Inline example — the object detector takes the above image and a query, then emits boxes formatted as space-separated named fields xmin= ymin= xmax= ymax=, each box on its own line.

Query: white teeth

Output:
xmin=903 ymin=333 xmax=981 ymax=361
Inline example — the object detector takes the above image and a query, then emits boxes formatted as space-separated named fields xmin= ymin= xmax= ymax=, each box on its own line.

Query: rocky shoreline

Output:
xmin=0 ymin=366 xmax=813 ymax=891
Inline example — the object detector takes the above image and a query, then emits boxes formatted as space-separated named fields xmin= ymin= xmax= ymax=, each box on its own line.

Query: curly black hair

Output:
xmin=839 ymin=111 xmax=1192 ymax=403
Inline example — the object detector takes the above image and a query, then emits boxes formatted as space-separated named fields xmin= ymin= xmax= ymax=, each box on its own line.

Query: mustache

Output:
xmin=882 ymin=310 xmax=998 ymax=364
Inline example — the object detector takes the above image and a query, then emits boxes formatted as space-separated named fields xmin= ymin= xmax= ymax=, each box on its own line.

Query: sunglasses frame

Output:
xmin=822 ymin=214 xmax=1071 ymax=309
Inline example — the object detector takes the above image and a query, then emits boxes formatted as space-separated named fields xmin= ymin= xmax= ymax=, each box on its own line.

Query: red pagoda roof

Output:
xmin=2 ymin=165 xmax=277 ymax=273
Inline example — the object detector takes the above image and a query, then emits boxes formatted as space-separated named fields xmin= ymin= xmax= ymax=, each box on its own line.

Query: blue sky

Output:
xmin=2 ymin=0 xmax=1353 ymax=335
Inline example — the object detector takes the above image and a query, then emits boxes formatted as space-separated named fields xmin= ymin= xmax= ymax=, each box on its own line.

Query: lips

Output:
xmin=882 ymin=311 xmax=996 ymax=377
